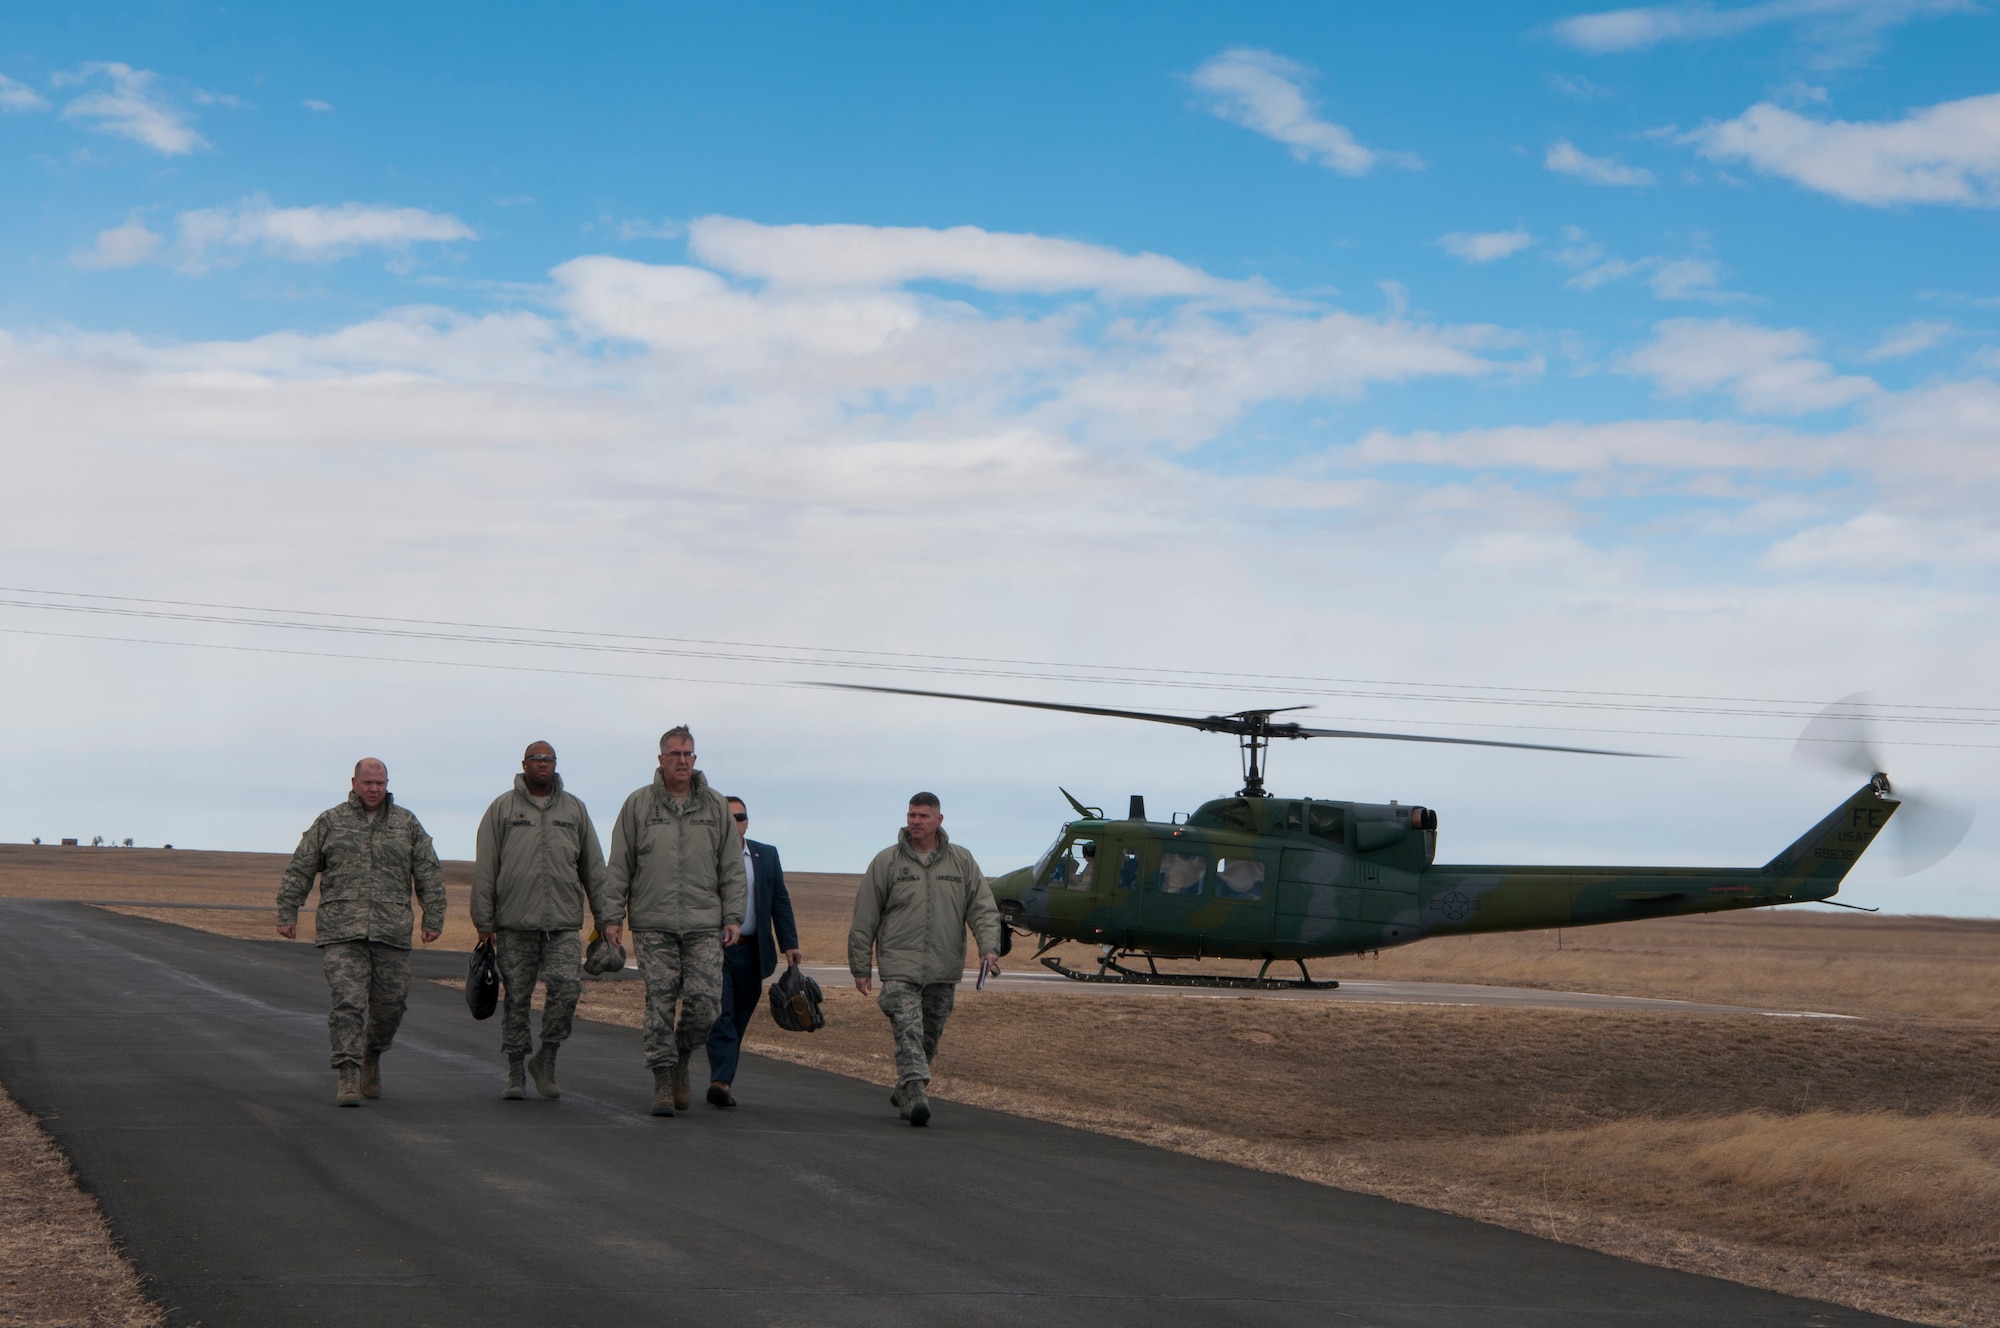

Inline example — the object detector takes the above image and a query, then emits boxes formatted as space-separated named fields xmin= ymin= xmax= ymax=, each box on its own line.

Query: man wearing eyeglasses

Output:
xmin=702 ymin=797 xmax=801 ymax=1108
xmin=277 ymin=758 xmax=445 ymax=1107
xmin=472 ymin=741 xmax=612 ymax=1101
xmin=602 ymin=726 xmax=746 ymax=1117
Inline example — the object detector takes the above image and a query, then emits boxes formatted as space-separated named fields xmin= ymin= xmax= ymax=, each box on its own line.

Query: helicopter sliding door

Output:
xmin=1136 ymin=840 xmax=1273 ymax=956
xmin=1137 ymin=845 xmax=1208 ymax=955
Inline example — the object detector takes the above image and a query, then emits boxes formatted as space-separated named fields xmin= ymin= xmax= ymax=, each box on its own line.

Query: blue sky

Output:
xmin=3 ymin=1 xmax=1999 ymax=913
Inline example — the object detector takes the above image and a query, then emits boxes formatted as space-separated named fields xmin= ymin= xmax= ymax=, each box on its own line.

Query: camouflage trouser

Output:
xmin=497 ymin=929 xmax=582 ymax=1057
xmin=635 ymin=929 xmax=723 ymax=1071
xmin=321 ymin=941 xmax=410 ymax=1069
xmin=877 ymin=979 xmax=956 ymax=1085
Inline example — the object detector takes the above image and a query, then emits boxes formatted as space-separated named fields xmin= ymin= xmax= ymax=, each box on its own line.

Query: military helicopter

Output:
xmin=831 ymin=684 xmax=1970 ymax=990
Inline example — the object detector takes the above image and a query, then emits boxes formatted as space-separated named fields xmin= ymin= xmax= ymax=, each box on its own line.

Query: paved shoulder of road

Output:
xmin=0 ymin=902 xmax=1904 ymax=1327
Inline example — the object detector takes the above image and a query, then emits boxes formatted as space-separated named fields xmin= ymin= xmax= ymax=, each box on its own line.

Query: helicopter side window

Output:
xmin=1308 ymin=803 xmax=1346 ymax=844
xmin=1215 ymin=857 xmax=1265 ymax=901
xmin=1156 ymin=851 xmax=1206 ymax=895
xmin=1285 ymin=802 xmax=1303 ymax=832
xmin=1117 ymin=849 xmax=1140 ymax=891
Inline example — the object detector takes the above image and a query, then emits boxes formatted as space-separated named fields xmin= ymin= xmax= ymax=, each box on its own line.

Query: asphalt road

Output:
xmin=0 ymin=901 xmax=1906 ymax=1328
xmin=88 ymin=901 xmax=1853 ymax=1017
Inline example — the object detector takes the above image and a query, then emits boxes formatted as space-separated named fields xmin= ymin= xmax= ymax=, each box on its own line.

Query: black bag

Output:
xmin=466 ymin=939 xmax=500 ymax=1020
xmin=767 ymin=961 xmax=825 ymax=1032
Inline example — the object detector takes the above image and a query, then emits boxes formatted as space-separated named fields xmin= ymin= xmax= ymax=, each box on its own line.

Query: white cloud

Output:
xmin=1688 ymin=93 xmax=2000 ymax=206
xmin=1646 ymin=256 xmax=1733 ymax=300
xmin=1550 ymin=0 xmax=1970 ymax=68
xmin=1863 ymin=320 xmax=1952 ymax=360
xmin=1623 ymin=317 xmax=1878 ymax=413
xmin=77 ymin=198 xmax=475 ymax=273
xmin=0 ymin=74 xmax=48 ymax=112
xmin=74 ymin=218 xmax=163 ymax=270
xmin=1764 ymin=509 xmax=2000 ymax=570
xmin=1551 ymin=230 xmax=1741 ymax=301
xmin=1547 ymin=73 xmax=1611 ymax=100
xmin=302 ymin=99 xmax=333 ymax=113
xmin=685 ymin=215 xmax=1271 ymax=301
xmin=1441 ymin=230 xmax=1536 ymax=263
xmin=604 ymin=216 xmax=679 ymax=241
xmin=56 ymin=62 xmax=204 ymax=155
xmin=1546 ymin=139 xmax=1655 ymax=186
xmin=1189 ymin=48 xmax=1420 ymax=176
xmin=1348 ymin=418 xmax=1821 ymax=473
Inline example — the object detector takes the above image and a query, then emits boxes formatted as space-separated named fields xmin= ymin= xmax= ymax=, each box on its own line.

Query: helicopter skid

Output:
xmin=1040 ymin=954 xmax=1339 ymax=991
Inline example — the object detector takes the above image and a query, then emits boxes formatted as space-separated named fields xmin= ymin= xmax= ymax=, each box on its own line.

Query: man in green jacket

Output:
xmin=849 ymin=791 xmax=1001 ymax=1127
xmin=602 ymin=726 xmax=745 ymax=1116
xmin=276 ymin=758 xmax=446 ymax=1107
xmin=472 ymin=740 xmax=613 ymax=1101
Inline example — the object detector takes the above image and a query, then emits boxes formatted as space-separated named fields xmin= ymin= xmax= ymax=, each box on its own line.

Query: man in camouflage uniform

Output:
xmin=850 ymin=791 xmax=1001 ymax=1127
xmin=277 ymin=758 xmax=446 ymax=1107
xmin=472 ymin=740 xmax=613 ymax=1101
xmin=602 ymin=726 xmax=744 ymax=1117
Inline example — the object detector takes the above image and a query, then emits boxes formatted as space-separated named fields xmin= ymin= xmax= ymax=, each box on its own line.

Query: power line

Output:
xmin=2 ymin=586 xmax=1993 ymax=729
xmin=7 ymin=623 xmax=2000 ymax=751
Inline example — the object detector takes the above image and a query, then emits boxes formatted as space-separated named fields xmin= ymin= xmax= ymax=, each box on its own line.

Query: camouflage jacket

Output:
xmin=471 ymin=774 xmax=612 ymax=933
xmin=276 ymin=793 xmax=447 ymax=949
xmin=849 ymin=828 xmax=1001 ymax=984
xmin=604 ymin=769 xmax=747 ymax=933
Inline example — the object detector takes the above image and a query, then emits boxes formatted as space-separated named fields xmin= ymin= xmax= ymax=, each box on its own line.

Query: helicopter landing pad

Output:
xmin=797 ymin=964 xmax=1860 ymax=1019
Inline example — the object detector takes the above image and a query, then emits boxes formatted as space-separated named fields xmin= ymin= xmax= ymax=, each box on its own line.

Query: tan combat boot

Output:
xmin=526 ymin=1043 xmax=560 ymax=1099
xmin=650 ymin=1066 xmax=675 ymax=1117
xmin=904 ymin=1080 xmax=931 ymax=1128
xmin=335 ymin=1065 xmax=362 ymax=1107
xmin=503 ymin=1055 xmax=526 ymax=1100
xmin=360 ymin=1050 xmax=382 ymax=1099
xmin=670 ymin=1059 xmax=691 ymax=1112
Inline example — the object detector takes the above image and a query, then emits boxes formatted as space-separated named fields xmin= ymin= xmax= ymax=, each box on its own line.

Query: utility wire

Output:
xmin=1 ymin=587 xmax=1993 ymax=729
xmin=6 ymin=623 xmax=2000 ymax=751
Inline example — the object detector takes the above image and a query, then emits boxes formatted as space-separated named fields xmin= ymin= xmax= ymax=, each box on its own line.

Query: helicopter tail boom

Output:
xmin=1758 ymin=779 xmax=1898 ymax=901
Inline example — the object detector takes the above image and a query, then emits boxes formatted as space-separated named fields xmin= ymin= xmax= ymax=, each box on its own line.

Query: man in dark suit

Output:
xmin=705 ymin=796 xmax=801 ymax=1107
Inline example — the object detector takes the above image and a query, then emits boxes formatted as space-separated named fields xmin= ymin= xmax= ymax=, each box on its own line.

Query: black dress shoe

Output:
xmin=707 ymin=1081 xmax=736 ymax=1108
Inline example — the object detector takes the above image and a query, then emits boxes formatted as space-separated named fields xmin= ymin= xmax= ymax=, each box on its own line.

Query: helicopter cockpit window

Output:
xmin=1036 ymin=839 xmax=1077 ymax=890
xmin=1308 ymin=803 xmax=1346 ymax=844
xmin=1215 ymin=857 xmax=1265 ymax=901
xmin=1067 ymin=842 xmax=1097 ymax=891
xmin=1285 ymin=802 xmax=1303 ymax=832
xmin=1117 ymin=849 xmax=1140 ymax=891
xmin=1156 ymin=851 xmax=1206 ymax=895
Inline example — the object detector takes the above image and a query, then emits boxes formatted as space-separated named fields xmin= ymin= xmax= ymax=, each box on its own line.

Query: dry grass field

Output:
xmin=8 ymin=843 xmax=2000 ymax=1324
xmin=0 ymin=1086 xmax=163 ymax=1328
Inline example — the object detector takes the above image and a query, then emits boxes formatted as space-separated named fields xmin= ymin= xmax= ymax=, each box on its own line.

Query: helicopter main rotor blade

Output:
xmin=816 ymin=683 xmax=1662 ymax=757
xmin=1285 ymin=724 xmax=1661 ymax=758
xmin=815 ymin=684 xmax=1262 ymax=734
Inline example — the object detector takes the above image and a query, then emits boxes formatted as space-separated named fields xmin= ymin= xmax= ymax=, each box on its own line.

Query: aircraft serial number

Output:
xmin=1813 ymin=846 xmax=1858 ymax=861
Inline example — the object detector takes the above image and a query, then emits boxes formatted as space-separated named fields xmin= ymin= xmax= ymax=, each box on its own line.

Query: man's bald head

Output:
xmin=351 ymin=759 xmax=390 ymax=812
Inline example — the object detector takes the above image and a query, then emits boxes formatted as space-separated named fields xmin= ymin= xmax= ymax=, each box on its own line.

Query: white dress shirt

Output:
xmin=739 ymin=842 xmax=757 ymax=935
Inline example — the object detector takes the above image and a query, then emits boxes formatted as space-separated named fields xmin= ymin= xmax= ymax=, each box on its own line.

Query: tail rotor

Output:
xmin=1793 ymin=692 xmax=1974 ymax=877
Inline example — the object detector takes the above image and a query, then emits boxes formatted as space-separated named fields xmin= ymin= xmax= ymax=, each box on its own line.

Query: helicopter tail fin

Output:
xmin=1760 ymin=782 xmax=1898 ymax=899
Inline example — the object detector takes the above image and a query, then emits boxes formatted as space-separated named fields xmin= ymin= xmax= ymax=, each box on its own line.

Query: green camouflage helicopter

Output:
xmin=835 ymin=684 xmax=1966 ymax=990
